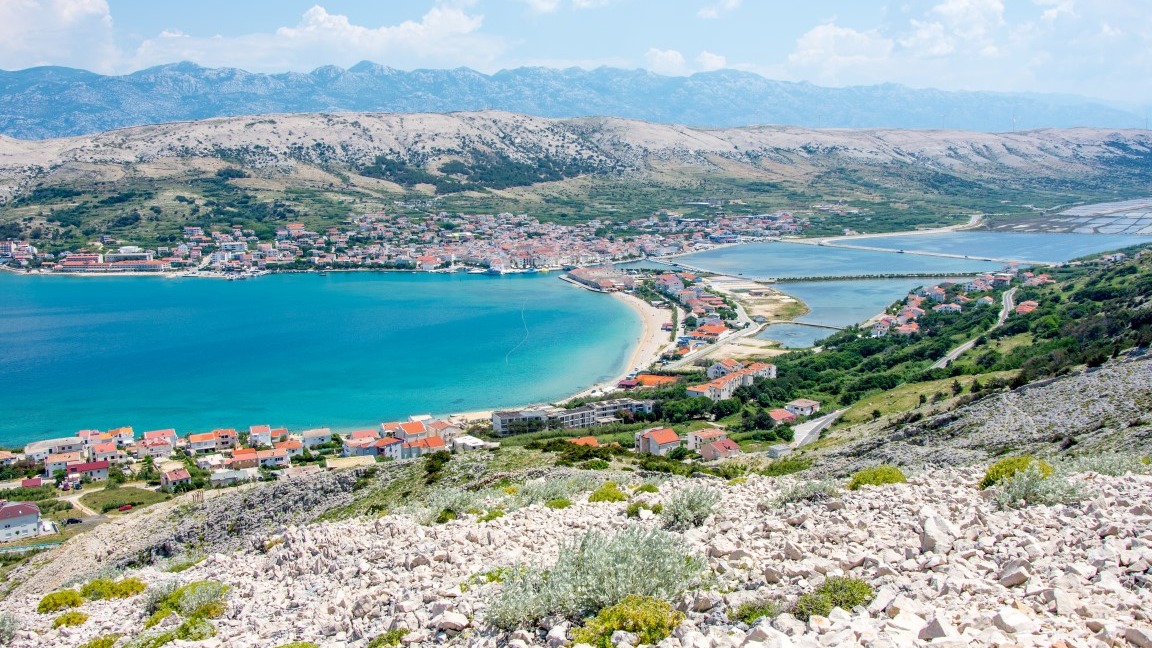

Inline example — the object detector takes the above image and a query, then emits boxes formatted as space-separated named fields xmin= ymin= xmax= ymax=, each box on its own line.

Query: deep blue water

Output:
xmin=0 ymin=272 xmax=639 ymax=447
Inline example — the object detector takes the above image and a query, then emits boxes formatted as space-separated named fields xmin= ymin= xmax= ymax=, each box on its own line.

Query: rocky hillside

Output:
xmin=1 ymin=111 xmax=1151 ymax=204
xmin=2 ymin=464 xmax=1150 ymax=647
xmin=1 ymin=63 xmax=1144 ymax=140
xmin=811 ymin=356 xmax=1152 ymax=478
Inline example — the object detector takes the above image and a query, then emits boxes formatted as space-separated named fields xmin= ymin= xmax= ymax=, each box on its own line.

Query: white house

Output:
xmin=44 ymin=452 xmax=83 ymax=477
xmin=187 ymin=433 xmax=217 ymax=455
xmin=0 ymin=502 xmax=41 ymax=542
xmin=374 ymin=437 xmax=403 ymax=460
xmin=784 ymin=399 xmax=821 ymax=417
xmin=248 ymin=425 xmax=273 ymax=448
xmin=634 ymin=427 xmax=682 ymax=456
xmin=301 ymin=428 xmax=333 ymax=449
xmin=25 ymin=437 xmax=84 ymax=462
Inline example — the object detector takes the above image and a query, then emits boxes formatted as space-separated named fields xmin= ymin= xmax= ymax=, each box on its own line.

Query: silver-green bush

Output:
xmin=769 ymin=480 xmax=838 ymax=508
xmin=485 ymin=526 xmax=706 ymax=629
xmin=660 ymin=485 xmax=720 ymax=531
xmin=0 ymin=613 xmax=20 ymax=644
xmin=995 ymin=463 xmax=1084 ymax=509
xmin=517 ymin=475 xmax=599 ymax=506
xmin=1062 ymin=453 xmax=1150 ymax=477
xmin=416 ymin=487 xmax=482 ymax=524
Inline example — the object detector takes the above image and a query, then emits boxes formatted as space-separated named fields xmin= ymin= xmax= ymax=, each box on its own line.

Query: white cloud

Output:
xmin=698 ymin=0 xmax=741 ymax=19
xmin=644 ymin=48 xmax=688 ymax=75
xmin=129 ymin=5 xmax=504 ymax=73
xmin=0 ymin=0 xmax=117 ymax=72
xmin=521 ymin=0 xmax=561 ymax=13
xmin=786 ymin=23 xmax=894 ymax=84
xmin=695 ymin=50 xmax=727 ymax=71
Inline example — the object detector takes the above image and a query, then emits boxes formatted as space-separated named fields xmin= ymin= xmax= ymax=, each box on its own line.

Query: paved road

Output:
xmin=931 ymin=287 xmax=1017 ymax=370
xmin=792 ymin=409 xmax=846 ymax=447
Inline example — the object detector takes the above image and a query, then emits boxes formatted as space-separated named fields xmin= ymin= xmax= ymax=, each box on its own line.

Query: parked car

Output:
xmin=63 ymin=518 xmax=83 ymax=525
xmin=60 ymin=483 xmax=71 ymax=491
xmin=117 ymin=504 xmax=133 ymax=512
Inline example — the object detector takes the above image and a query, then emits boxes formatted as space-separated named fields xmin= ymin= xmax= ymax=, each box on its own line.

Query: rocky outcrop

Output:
xmin=3 ymin=466 xmax=1151 ymax=647
xmin=812 ymin=357 xmax=1152 ymax=477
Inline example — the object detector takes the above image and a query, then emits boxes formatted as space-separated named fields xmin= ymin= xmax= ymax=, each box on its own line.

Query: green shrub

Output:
xmin=791 ymin=592 xmax=831 ymax=622
xmin=660 ymin=485 xmax=719 ymax=530
xmin=790 ymin=577 xmax=874 ymax=621
xmin=37 ymin=589 xmax=84 ymax=613
xmin=731 ymin=599 xmax=779 ymax=624
xmin=571 ymin=595 xmax=684 ymax=647
xmin=81 ymin=576 xmax=147 ymax=600
xmin=477 ymin=508 xmax=505 ymax=522
xmin=588 ymin=481 xmax=628 ymax=503
xmin=847 ymin=465 xmax=906 ymax=490
xmin=581 ymin=459 xmax=611 ymax=470
xmin=144 ymin=580 xmax=230 ymax=628
xmin=53 ymin=611 xmax=89 ymax=628
xmin=277 ymin=643 xmax=320 ymax=648
xmin=994 ymin=462 xmax=1083 ymax=509
xmin=633 ymin=483 xmax=659 ymax=494
xmin=79 ymin=635 xmax=122 ymax=648
xmin=980 ymin=456 xmax=1053 ymax=489
xmin=769 ymin=481 xmax=838 ymax=508
xmin=367 ymin=629 xmax=409 ymax=647
xmin=818 ymin=577 xmax=874 ymax=610
xmin=759 ymin=458 xmax=812 ymax=477
xmin=545 ymin=498 xmax=572 ymax=509
xmin=419 ymin=487 xmax=480 ymax=525
xmin=434 ymin=509 xmax=458 ymax=524
xmin=486 ymin=526 xmax=707 ymax=629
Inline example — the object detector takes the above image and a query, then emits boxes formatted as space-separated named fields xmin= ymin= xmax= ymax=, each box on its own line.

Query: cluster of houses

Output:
xmin=687 ymin=359 xmax=778 ymax=401
xmin=566 ymin=266 xmax=637 ymax=292
xmin=651 ymin=272 xmax=743 ymax=357
xmin=15 ymin=416 xmax=499 ymax=492
xmin=5 ymin=202 xmax=819 ymax=276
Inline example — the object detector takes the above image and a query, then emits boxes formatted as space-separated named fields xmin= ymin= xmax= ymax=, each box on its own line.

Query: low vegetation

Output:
xmin=980 ymin=456 xmax=1053 ymax=489
xmin=37 ymin=589 xmax=84 ymax=613
xmin=571 ymin=595 xmax=685 ymax=647
xmin=731 ymin=599 xmax=780 ymax=625
xmin=660 ymin=485 xmax=720 ymax=531
xmin=80 ymin=576 xmax=147 ymax=600
xmin=758 ymin=457 xmax=812 ymax=477
xmin=994 ymin=463 xmax=1083 ymax=509
xmin=791 ymin=577 xmax=875 ymax=622
xmin=587 ymin=481 xmax=628 ymax=503
xmin=80 ymin=487 xmax=169 ymax=513
xmin=769 ymin=480 xmax=838 ymax=508
xmin=485 ymin=526 xmax=706 ymax=629
xmin=367 ymin=629 xmax=409 ymax=647
xmin=545 ymin=498 xmax=572 ymax=509
xmin=847 ymin=465 xmax=907 ymax=490
xmin=144 ymin=580 xmax=230 ymax=628
xmin=78 ymin=636 xmax=122 ymax=648
xmin=52 ymin=611 xmax=89 ymax=628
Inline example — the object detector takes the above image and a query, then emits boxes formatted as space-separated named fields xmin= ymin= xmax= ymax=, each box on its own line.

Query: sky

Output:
xmin=1 ymin=0 xmax=1149 ymax=105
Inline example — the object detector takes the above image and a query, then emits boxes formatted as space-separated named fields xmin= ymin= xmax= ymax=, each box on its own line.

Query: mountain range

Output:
xmin=0 ymin=62 xmax=1147 ymax=140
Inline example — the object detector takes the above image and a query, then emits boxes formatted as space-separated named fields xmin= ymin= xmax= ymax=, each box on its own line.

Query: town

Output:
xmin=0 ymin=209 xmax=814 ymax=275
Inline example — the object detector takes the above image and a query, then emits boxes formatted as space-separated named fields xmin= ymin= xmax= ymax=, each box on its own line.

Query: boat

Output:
xmin=485 ymin=267 xmax=505 ymax=275
xmin=466 ymin=268 xmax=486 ymax=275
xmin=318 ymin=271 xmax=329 ymax=276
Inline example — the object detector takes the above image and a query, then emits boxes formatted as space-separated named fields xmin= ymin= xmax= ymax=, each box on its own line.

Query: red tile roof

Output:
xmin=643 ymin=428 xmax=680 ymax=445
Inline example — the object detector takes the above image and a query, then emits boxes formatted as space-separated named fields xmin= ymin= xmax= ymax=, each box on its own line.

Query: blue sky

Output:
xmin=1 ymin=0 xmax=1149 ymax=104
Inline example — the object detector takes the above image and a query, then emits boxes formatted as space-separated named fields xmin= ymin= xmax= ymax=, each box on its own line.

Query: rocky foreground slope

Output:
xmin=3 ymin=464 xmax=1152 ymax=647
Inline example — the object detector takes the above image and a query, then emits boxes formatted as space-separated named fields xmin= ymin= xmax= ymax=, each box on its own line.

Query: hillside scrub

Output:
xmin=769 ymin=480 xmax=839 ymax=508
xmin=80 ymin=576 xmax=147 ymax=600
xmin=37 ymin=589 xmax=84 ymax=613
xmin=994 ymin=463 xmax=1084 ymax=509
xmin=980 ymin=455 xmax=1053 ymax=489
xmin=485 ymin=526 xmax=706 ymax=629
xmin=571 ymin=595 xmax=685 ymax=647
xmin=52 ymin=611 xmax=89 ymax=628
xmin=791 ymin=577 xmax=875 ymax=622
xmin=660 ymin=485 xmax=720 ymax=530
xmin=144 ymin=580 xmax=230 ymax=628
xmin=587 ymin=481 xmax=628 ymax=503
xmin=847 ymin=466 xmax=907 ymax=490
xmin=78 ymin=636 xmax=122 ymax=648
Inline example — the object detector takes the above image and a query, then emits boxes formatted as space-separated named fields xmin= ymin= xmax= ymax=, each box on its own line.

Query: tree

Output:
xmin=951 ymin=379 xmax=963 ymax=396
xmin=871 ymin=409 xmax=882 ymax=420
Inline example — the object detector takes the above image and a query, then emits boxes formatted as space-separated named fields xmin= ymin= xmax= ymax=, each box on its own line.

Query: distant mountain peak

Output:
xmin=0 ymin=63 xmax=1144 ymax=140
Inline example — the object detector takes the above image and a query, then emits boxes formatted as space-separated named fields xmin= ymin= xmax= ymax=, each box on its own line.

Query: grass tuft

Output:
xmin=588 ymin=481 xmax=628 ymax=503
xmin=847 ymin=465 xmax=906 ymax=490
xmin=980 ymin=456 xmax=1052 ymax=489
xmin=571 ymin=595 xmax=684 ymax=647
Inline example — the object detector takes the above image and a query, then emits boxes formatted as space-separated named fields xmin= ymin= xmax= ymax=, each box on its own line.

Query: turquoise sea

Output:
xmin=0 ymin=272 xmax=639 ymax=447
xmin=853 ymin=232 xmax=1149 ymax=262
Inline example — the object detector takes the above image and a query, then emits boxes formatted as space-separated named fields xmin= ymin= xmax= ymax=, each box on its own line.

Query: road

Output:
xmin=930 ymin=287 xmax=1017 ymax=370
xmin=792 ymin=409 xmax=845 ymax=447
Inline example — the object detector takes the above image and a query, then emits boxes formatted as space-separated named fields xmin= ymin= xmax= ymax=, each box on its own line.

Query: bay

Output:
xmin=853 ymin=232 xmax=1150 ymax=262
xmin=0 ymin=272 xmax=639 ymax=447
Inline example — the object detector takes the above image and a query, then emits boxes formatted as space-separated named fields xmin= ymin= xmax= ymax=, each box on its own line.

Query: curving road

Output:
xmin=931 ymin=287 xmax=1017 ymax=370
